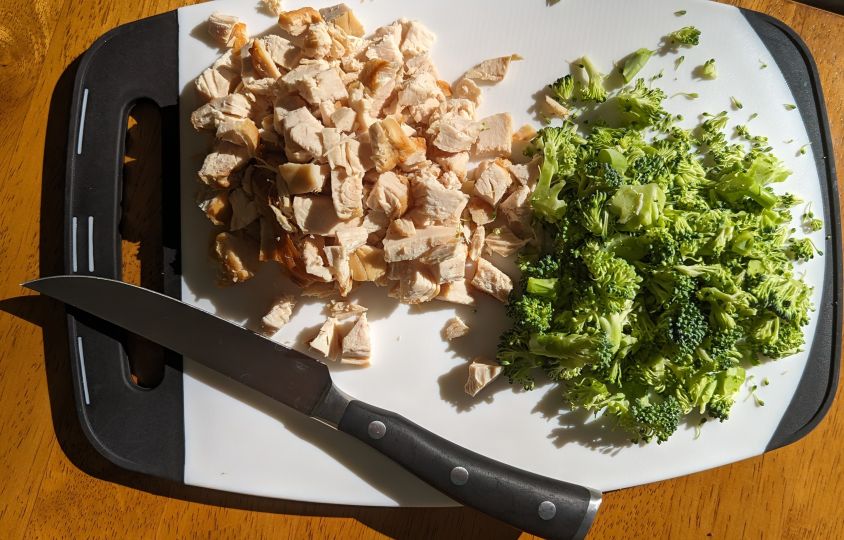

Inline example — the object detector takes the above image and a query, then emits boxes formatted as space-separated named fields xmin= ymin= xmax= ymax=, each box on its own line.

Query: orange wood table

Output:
xmin=0 ymin=0 xmax=842 ymax=538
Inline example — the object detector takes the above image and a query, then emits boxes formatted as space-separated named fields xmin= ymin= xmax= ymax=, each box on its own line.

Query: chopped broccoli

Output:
xmin=675 ymin=10 xmax=687 ymax=16
xmin=667 ymin=26 xmax=701 ymax=46
xmin=675 ymin=55 xmax=686 ymax=71
xmin=621 ymin=48 xmax=655 ymax=83
xmin=617 ymin=78 xmax=668 ymax=128
xmin=548 ymin=74 xmax=575 ymax=104
xmin=576 ymin=56 xmax=608 ymax=103
xmin=672 ymin=92 xmax=699 ymax=100
xmin=698 ymin=58 xmax=717 ymax=79
xmin=730 ymin=96 xmax=744 ymax=110
xmin=784 ymin=103 xmax=797 ymax=111
xmin=802 ymin=205 xmax=823 ymax=233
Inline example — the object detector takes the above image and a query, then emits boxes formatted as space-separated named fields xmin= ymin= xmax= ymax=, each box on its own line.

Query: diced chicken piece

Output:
xmin=324 ymin=245 xmax=352 ymax=296
xmin=506 ymin=161 xmax=534 ymax=185
xmin=436 ymin=280 xmax=476 ymax=306
xmin=260 ymin=295 xmax=296 ymax=335
xmin=331 ymin=107 xmax=357 ymax=132
xmin=341 ymin=313 xmax=371 ymax=363
xmin=261 ymin=0 xmax=284 ymax=16
xmin=431 ymin=114 xmax=481 ymax=153
xmin=467 ymin=197 xmax=496 ymax=225
xmin=197 ymin=189 xmax=231 ymax=226
xmin=198 ymin=142 xmax=251 ymax=188
xmin=269 ymin=201 xmax=296 ymax=233
xmin=249 ymin=39 xmax=282 ymax=79
xmin=191 ymin=93 xmax=251 ymax=131
xmin=408 ymin=178 xmax=469 ymax=226
xmin=283 ymin=107 xmax=324 ymax=159
xmin=421 ymin=242 xmax=467 ymax=283
xmin=328 ymin=300 xmax=368 ymax=320
xmin=361 ymin=210 xmax=389 ymax=234
xmin=382 ymin=225 xmax=459 ymax=262
xmin=207 ymin=13 xmax=241 ymax=46
xmin=399 ymin=19 xmax=436 ymax=58
xmin=442 ymin=316 xmax=470 ymax=340
xmin=319 ymin=101 xmax=337 ymax=125
xmin=474 ymin=160 xmax=512 ymax=206
xmin=257 ymin=217 xmax=283 ymax=263
xmin=360 ymin=58 xmax=401 ymax=113
xmin=212 ymin=232 xmax=257 ymax=285
xmin=452 ymin=78 xmax=482 ymax=108
xmin=513 ymin=124 xmax=537 ymax=143
xmin=434 ymin=152 xmax=470 ymax=180
xmin=471 ymin=258 xmax=513 ymax=303
xmin=326 ymin=138 xmax=365 ymax=176
xmin=263 ymin=34 xmax=300 ymax=70
xmin=468 ymin=225 xmax=486 ymax=262
xmin=499 ymin=185 xmax=533 ymax=235
xmin=309 ymin=317 xmax=341 ymax=360
xmin=216 ymin=117 xmax=259 ymax=152
xmin=438 ymin=171 xmax=463 ymax=191
xmin=195 ymin=65 xmax=238 ymax=102
xmin=259 ymin=116 xmax=282 ymax=147
xmin=278 ymin=7 xmax=322 ymax=36
xmin=302 ymin=22 xmax=333 ymax=59
xmin=293 ymin=196 xmax=362 ymax=235
xmin=485 ymin=226 xmax=529 ymax=257
xmin=273 ymin=92 xmax=307 ymax=132
xmin=286 ymin=65 xmax=347 ymax=106
xmin=388 ymin=218 xmax=416 ymax=238
xmin=302 ymin=282 xmax=339 ymax=298
xmin=404 ymin=54 xmax=439 ymax=78
xmin=347 ymin=82 xmax=376 ymax=131
xmin=465 ymin=359 xmax=503 ymax=397
xmin=474 ymin=113 xmax=513 ymax=157
xmin=349 ymin=245 xmax=387 ymax=282
xmin=543 ymin=95 xmax=570 ymax=117
xmin=301 ymin=235 xmax=333 ymax=281
xmin=396 ymin=72 xmax=444 ymax=123
xmin=228 ymin=188 xmax=258 ymax=230
xmin=320 ymin=3 xmax=365 ymax=37
xmin=336 ymin=226 xmax=368 ymax=251
xmin=388 ymin=268 xmax=440 ymax=304
xmin=331 ymin=170 xmax=365 ymax=219
xmin=278 ymin=162 xmax=328 ymax=194
xmin=366 ymin=171 xmax=409 ymax=218
xmin=321 ymin=127 xmax=343 ymax=153
xmin=369 ymin=117 xmax=426 ymax=172
xmin=365 ymin=31 xmax=403 ymax=64
xmin=464 ymin=54 xmax=521 ymax=83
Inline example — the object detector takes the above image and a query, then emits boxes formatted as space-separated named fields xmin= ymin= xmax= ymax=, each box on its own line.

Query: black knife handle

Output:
xmin=338 ymin=400 xmax=601 ymax=539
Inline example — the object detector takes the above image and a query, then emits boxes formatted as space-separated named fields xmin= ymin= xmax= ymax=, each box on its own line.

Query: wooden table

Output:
xmin=0 ymin=0 xmax=842 ymax=538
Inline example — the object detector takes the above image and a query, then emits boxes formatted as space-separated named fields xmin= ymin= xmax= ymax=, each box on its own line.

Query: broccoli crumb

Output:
xmin=784 ymin=103 xmax=797 ymax=111
xmin=730 ymin=96 xmax=743 ymax=110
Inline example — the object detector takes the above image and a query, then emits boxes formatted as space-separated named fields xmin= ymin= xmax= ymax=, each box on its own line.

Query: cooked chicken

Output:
xmin=326 ymin=138 xmax=365 ymax=176
xmin=485 ymin=226 xmax=529 ymax=257
xmin=471 ymin=258 xmax=513 ymax=303
xmin=336 ymin=227 xmax=368 ymax=251
xmin=442 ymin=316 xmax=470 ymax=340
xmin=260 ymin=295 xmax=296 ymax=335
xmin=467 ymin=224 xmax=486 ymax=263
xmin=421 ymin=242 xmax=467 ymax=283
xmin=195 ymin=65 xmax=238 ymax=102
xmin=434 ymin=152 xmax=469 ymax=180
xmin=216 ymin=117 xmax=259 ymax=152
xmin=464 ymin=54 xmax=521 ymax=82
xmin=474 ymin=113 xmax=513 ymax=157
xmin=382 ymin=225 xmax=458 ymax=262
xmin=293 ymin=196 xmax=362 ymax=235
xmin=278 ymin=7 xmax=322 ymax=36
xmin=191 ymin=93 xmax=252 ymax=130
xmin=309 ymin=317 xmax=341 ymax=360
xmin=370 ymin=117 xmax=426 ymax=172
xmin=452 ymin=78 xmax=482 ymax=107
xmin=366 ymin=171 xmax=409 ymax=218
xmin=320 ymin=3 xmax=365 ymax=37
xmin=331 ymin=170 xmax=365 ymax=219
xmin=324 ymin=245 xmax=352 ymax=296
xmin=197 ymin=189 xmax=231 ymax=226
xmin=278 ymin=162 xmax=328 ymax=194
xmin=436 ymin=279 xmax=476 ymax=306
xmin=465 ymin=359 xmax=503 ymax=397
xmin=228 ymin=188 xmax=259 ymax=230
xmin=198 ymin=142 xmax=251 ymax=188
xmin=301 ymin=235 xmax=333 ymax=281
xmin=474 ymin=160 xmax=512 ymax=206
xmin=467 ymin=197 xmax=496 ymax=226
xmin=261 ymin=0 xmax=284 ymax=16
xmin=213 ymin=232 xmax=257 ymax=285
xmin=348 ymin=245 xmax=387 ymax=282
xmin=341 ymin=313 xmax=371 ymax=363
xmin=331 ymin=107 xmax=357 ymax=132
xmin=512 ymin=124 xmax=537 ymax=143
xmin=543 ymin=95 xmax=570 ymax=118
xmin=399 ymin=19 xmax=435 ymax=58
xmin=283 ymin=107 xmax=324 ymax=159
xmin=408 ymin=178 xmax=469 ymax=226
xmin=388 ymin=268 xmax=440 ymax=304
xmin=431 ymin=114 xmax=481 ymax=153
xmin=207 ymin=13 xmax=241 ymax=46
xmin=499 ymin=185 xmax=533 ymax=235
xmin=387 ymin=218 xmax=416 ymax=238
xmin=263 ymin=34 xmax=300 ymax=70
xmin=328 ymin=300 xmax=368 ymax=319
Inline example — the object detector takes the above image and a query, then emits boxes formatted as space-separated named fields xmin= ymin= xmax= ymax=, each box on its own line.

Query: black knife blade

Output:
xmin=24 ymin=275 xmax=601 ymax=540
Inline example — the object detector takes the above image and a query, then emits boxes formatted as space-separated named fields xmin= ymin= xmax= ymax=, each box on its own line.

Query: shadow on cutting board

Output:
xmin=0 ymin=52 xmax=525 ymax=540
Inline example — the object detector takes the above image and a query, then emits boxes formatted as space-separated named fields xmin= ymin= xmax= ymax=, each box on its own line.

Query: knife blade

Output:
xmin=25 ymin=275 xmax=601 ymax=540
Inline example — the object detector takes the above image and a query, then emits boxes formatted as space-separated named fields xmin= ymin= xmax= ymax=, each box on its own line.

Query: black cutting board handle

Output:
xmin=63 ymin=11 xmax=185 ymax=481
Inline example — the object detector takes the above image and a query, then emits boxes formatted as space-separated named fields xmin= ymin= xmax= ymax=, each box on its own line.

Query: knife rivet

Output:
xmin=450 ymin=466 xmax=469 ymax=486
xmin=368 ymin=421 xmax=386 ymax=440
xmin=538 ymin=500 xmax=556 ymax=520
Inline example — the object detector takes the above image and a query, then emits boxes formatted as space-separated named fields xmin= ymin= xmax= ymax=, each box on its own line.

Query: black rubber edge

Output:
xmin=64 ymin=10 xmax=185 ymax=481
xmin=739 ymin=9 xmax=842 ymax=451
xmin=796 ymin=0 xmax=844 ymax=16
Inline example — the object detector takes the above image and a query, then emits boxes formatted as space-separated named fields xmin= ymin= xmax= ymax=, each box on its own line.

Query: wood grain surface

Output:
xmin=0 ymin=0 xmax=842 ymax=538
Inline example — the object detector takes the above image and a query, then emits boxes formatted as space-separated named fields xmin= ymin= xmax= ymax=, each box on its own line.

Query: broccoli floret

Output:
xmin=666 ymin=26 xmax=702 ymax=46
xmin=518 ymin=253 xmax=560 ymax=279
xmin=698 ymin=58 xmax=717 ymax=79
xmin=715 ymin=153 xmax=791 ymax=209
xmin=508 ymin=296 xmax=553 ymax=333
xmin=548 ymin=74 xmax=575 ymax=104
xmin=787 ymin=238 xmax=819 ymax=261
xmin=751 ymin=275 xmax=813 ymax=325
xmin=527 ymin=125 xmax=582 ymax=222
xmin=802 ymin=206 xmax=823 ymax=233
xmin=529 ymin=332 xmax=612 ymax=379
xmin=627 ymin=395 xmax=683 ymax=443
xmin=616 ymin=79 xmax=668 ymax=128
xmin=621 ymin=48 xmax=655 ymax=83
xmin=576 ymin=56 xmax=608 ymax=103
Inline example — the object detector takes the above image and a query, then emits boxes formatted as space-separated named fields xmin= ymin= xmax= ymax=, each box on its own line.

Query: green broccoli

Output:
xmin=626 ymin=396 xmax=683 ymax=443
xmin=666 ymin=26 xmax=702 ymax=46
xmin=576 ymin=56 xmax=608 ymax=103
xmin=698 ymin=58 xmax=717 ymax=79
xmin=507 ymin=296 xmax=553 ymax=333
xmin=621 ymin=48 xmax=655 ymax=83
xmin=548 ymin=75 xmax=575 ymax=104
xmin=616 ymin=79 xmax=669 ymax=128
xmin=527 ymin=124 xmax=582 ymax=222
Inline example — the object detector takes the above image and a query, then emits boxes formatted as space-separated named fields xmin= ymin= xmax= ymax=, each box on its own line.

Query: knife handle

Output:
xmin=338 ymin=400 xmax=601 ymax=540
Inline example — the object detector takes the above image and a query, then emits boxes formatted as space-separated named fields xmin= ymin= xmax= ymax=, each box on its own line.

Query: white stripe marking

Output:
xmin=87 ymin=216 xmax=94 ymax=272
xmin=71 ymin=216 xmax=78 ymax=273
xmin=76 ymin=336 xmax=91 ymax=405
xmin=77 ymin=88 xmax=89 ymax=155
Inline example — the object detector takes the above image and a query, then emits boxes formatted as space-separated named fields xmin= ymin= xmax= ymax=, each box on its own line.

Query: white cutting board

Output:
xmin=177 ymin=0 xmax=827 ymax=505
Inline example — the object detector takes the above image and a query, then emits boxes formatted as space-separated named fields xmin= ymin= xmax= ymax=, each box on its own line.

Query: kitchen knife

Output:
xmin=24 ymin=275 xmax=600 ymax=539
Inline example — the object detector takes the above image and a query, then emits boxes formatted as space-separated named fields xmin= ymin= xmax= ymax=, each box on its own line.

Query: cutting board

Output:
xmin=62 ymin=0 xmax=840 ymax=507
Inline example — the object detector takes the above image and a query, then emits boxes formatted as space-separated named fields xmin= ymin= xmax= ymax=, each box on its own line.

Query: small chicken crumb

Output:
xmin=442 ymin=316 xmax=470 ymax=341
xmin=341 ymin=312 xmax=371 ymax=364
xmin=465 ymin=358 xmax=503 ymax=397
xmin=328 ymin=300 xmax=368 ymax=319
xmin=261 ymin=0 xmax=284 ymax=16
xmin=260 ymin=295 xmax=296 ymax=335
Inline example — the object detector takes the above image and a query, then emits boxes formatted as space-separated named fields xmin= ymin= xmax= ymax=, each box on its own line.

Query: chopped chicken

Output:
xmin=382 ymin=225 xmax=458 ymax=262
xmin=216 ymin=117 xmax=259 ymax=152
xmin=195 ymin=65 xmax=238 ymax=102
xmin=463 ymin=54 xmax=521 ymax=82
xmin=471 ymin=258 xmax=513 ymax=303
xmin=198 ymin=142 xmax=251 ymax=188
xmin=467 ymin=197 xmax=496 ymax=226
xmin=474 ymin=113 xmax=513 ymax=157
xmin=328 ymin=300 xmax=367 ymax=319
xmin=474 ymin=160 xmax=512 ymax=206
xmin=370 ymin=117 xmax=426 ymax=172
xmin=434 ymin=152 xmax=469 ymax=180
xmin=207 ymin=13 xmax=242 ymax=47
xmin=349 ymin=245 xmax=387 ymax=282
xmin=301 ymin=235 xmax=333 ymax=281
xmin=544 ymin=95 xmax=570 ymax=118
xmin=437 ymin=280 xmax=476 ymax=306
xmin=309 ymin=317 xmax=341 ymax=360
xmin=197 ymin=189 xmax=231 ymax=226
xmin=263 ymin=35 xmax=300 ymax=70
xmin=278 ymin=7 xmax=322 ymax=36
xmin=191 ymin=93 xmax=252 ymax=130
xmin=442 ymin=316 xmax=470 ymax=340
xmin=506 ymin=161 xmax=535 ymax=186
xmin=485 ymin=226 xmax=529 ymax=257
xmin=366 ymin=171 xmax=409 ymax=218
xmin=336 ymin=227 xmax=368 ymax=251
xmin=278 ymin=162 xmax=328 ymax=194
xmin=388 ymin=268 xmax=440 ymax=304
xmin=229 ymin=188 xmax=259 ymax=230
xmin=400 ymin=19 xmax=436 ymax=58
xmin=261 ymin=0 xmax=284 ymax=16
xmin=331 ymin=170 xmax=365 ymax=219
xmin=260 ymin=295 xmax=296 ymax=335
xmin=387 ymin=218 xmax=416 ymax=238
xmin=283 ymin=107 xmax=324 ymax=159
xmin=499 ymin=185 xmax=533 ymax=235
xmin=213 ymin=232 xmax=257 ymax=285
xmin=513 ymin=124 xmax=537 ymax=143
xmin=431 ymin=113 xmax=481 ymax=153
xmin=331 ymin=107 xmax=357 ymax=132
xmin=341 ymin=313 xmax=371 ymax=364
xmin=465 ymin=359 xmax=503 ymax=397
xmin=293 ymin=196 xmax=361 ymax=235
xmin=467 ymin=225 xmax=486 ymax=263
xmin=452 ymin=78 xmax=482 ymax=107
xmin=324 ymin=246 xmax=352 ymax=296
xmin=421 ymin=242 xmax=467 ymax=283
xmin=320 ymin=3 xmax=365 ymax=37
xmin=408 ymin=178 xmax=469 ymax=226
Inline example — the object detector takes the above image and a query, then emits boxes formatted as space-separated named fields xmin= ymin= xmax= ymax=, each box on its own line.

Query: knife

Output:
xmin=24 ymin=275 xmax=600 ymax=539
